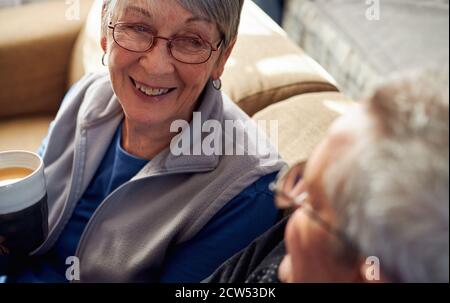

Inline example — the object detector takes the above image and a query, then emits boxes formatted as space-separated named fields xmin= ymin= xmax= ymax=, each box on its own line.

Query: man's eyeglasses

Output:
xmin=269 ymin=161 xmax=357 ymax=253
xmin=108 ymin=22 xmax=223 ymax=64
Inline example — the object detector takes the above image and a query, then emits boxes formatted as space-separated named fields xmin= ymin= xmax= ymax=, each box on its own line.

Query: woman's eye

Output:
xmin=189 ymin=38 xmax=202 ymax=46
xmin=131 ymin=25 xmax=149 ymax=33
xmin=184 ymin=38 xmax=205 ymax=48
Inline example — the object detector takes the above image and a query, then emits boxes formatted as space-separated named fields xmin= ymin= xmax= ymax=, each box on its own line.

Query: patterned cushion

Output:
xmin=283 ymin=0 xmax=449 ymax=99
xmin=253 ymin=91 xmax=354 ymax=165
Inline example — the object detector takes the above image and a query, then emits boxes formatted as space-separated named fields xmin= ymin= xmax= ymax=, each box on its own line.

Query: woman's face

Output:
xmin=102 ymin=0 xmax=232 ymax=128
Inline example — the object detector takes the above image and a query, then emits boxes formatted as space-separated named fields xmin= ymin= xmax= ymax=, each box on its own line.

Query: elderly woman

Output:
xmin=206 ymin=70 xmax=449 ymax=283
xmin=4 ymin=0 xmax=284 ymax=283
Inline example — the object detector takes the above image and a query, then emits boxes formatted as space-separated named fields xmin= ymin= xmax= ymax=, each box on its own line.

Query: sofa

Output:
xmin=0 ymin=0 xmax=354 ymax=166
xmin=283 ymin=0 xmax=449 ymax=100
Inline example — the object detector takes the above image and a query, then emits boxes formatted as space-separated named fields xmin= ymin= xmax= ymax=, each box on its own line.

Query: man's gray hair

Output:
xmin=324 ymin=69 xmax=449 ymax=282
xmin=102 ymin=0 xmax=244 ymax=50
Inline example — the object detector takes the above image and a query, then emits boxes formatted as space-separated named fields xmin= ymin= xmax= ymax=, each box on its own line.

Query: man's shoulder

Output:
xmin=203 ymin=216 xmax=288 ymax=283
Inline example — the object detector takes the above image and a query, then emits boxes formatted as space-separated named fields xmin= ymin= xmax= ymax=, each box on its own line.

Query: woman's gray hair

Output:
xmin=102 ymin=0 xmax=244 ymax=50
xmin=324 ymin=69 xmax=449 ymax=282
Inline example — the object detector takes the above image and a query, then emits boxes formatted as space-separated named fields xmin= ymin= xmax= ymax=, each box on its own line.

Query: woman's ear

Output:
xmin=101 ymin=36 xmax=107 ymax=53
xmin=101 ymin=0 xmax=108 ymax=52
xmin=211 ymin=39 xmax=237 ymax=80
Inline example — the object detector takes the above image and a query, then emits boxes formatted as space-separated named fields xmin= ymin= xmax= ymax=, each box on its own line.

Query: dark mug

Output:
xmin=0 ymin=151 xmax=48 ymax=273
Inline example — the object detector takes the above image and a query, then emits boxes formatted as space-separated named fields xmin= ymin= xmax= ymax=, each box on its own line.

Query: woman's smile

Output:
xmin=129 ymin=76 xmax=178 ymax=102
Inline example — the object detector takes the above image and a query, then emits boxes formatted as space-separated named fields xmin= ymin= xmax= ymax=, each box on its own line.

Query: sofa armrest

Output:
xmin=0 ymin=0 xmax=93 ymax=119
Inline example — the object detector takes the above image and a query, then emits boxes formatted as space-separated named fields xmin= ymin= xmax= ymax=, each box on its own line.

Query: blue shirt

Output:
xmin=8 ymin=123 xmax=280 ymax=283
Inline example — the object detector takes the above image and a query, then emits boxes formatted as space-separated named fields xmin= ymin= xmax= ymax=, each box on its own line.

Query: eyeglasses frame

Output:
xmin=107 ymin=22 xmax=223 ymax=65
xmin=269 ymin=161 xmax=359 ymax=254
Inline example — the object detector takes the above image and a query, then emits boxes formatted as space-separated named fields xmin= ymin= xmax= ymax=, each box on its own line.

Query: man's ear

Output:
xmin=211 ymin=39 xmax=237 ymax=80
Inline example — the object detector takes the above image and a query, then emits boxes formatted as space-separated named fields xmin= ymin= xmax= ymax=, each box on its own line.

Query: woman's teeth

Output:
xmin=136 ymin=83 xmax=171 ymax=96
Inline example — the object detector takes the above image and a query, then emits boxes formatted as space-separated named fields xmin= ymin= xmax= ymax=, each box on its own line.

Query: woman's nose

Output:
xmin=138 ymin=39 xmax=175 ymax=74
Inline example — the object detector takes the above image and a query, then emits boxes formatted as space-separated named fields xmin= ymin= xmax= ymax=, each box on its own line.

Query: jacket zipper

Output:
xmin=34 ymin=128 xmax=88 ymax=255
xmin=72 ymin=163 xmax=214 ymax=282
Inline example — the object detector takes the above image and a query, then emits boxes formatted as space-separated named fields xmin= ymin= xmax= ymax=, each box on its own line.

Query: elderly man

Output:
xmin=205 ymin=70 xmax=449 ymax=283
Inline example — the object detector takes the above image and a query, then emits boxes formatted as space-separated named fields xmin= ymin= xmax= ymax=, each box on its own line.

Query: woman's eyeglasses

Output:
xmin=108 ymin=22 xmax=223 ymax=64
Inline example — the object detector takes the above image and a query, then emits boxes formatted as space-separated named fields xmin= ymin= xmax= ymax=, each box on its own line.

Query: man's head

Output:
xmin=278 ymin=70 xmax=449 ymax=283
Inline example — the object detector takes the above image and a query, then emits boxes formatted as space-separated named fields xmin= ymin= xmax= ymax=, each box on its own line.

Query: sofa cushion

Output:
xmin=0 ymin=115 xmax=53 ymax=152
xmin=68 ymin=0 xmax=106 ymax=86
xmin=69 ymin=0 xmax=338 ymax=116
xmin=252 ymin=92 xmax=354 ymax=165
xmin=223 ymin=0 xmax=338 ymax=116
xmin=0 ymin=0 xmax=93 ymax=119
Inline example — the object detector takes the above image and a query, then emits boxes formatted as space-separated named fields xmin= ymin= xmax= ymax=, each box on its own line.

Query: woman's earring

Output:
xmin=102 ymin=53 xmax=107 ymax=66
xmin=212 ymin=79 xmax=222 ymax=90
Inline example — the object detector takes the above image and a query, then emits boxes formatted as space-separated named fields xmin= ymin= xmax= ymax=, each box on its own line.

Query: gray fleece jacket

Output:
xmin=32 ymin=72 xmax=285 ymax=282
